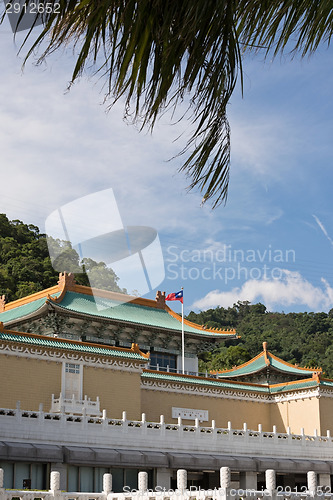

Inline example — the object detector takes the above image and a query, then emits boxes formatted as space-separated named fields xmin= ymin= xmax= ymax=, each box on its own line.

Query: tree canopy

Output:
xmin=2 ymin=0 xmax=332 ymax=206
xmin=0 ymin=214 xmax=124 ymax=301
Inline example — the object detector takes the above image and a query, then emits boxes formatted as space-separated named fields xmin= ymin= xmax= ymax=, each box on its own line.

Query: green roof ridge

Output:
xmin=0 ymin=331 xmax=146 ymax=360
xmin=216 ymin=352 xmax=317 ymax=379
xmin=142 ymin=371 xmax=319 ymax=394
xmin=0 ymin=293 xmax=61 ymax=323
xmin=141 ymin=371 xmax=269 ymax=392
xmin=51 ymin=291 xmax=234 ymax=337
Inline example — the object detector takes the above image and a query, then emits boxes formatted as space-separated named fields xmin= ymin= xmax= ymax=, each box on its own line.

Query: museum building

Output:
xmin=0 ymin=274 xmax=333 ymax=493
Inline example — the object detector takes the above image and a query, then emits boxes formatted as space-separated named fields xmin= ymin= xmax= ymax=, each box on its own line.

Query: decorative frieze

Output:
xmin=141 ymin=379 xmax=329 ymax=403
xmin=0 ymin=341 xmax=144 ymax=372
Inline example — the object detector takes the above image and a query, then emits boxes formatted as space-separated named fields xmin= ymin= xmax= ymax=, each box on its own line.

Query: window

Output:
xmin=0 ymin=462 xmax=47 ymax=490
xmin=65 ymin=363 xmax=80 ymax=374
xmin=150 ymin=352 xmax=176 ymax=371
xmin=63 ymin=362 xmax=82 ymax=399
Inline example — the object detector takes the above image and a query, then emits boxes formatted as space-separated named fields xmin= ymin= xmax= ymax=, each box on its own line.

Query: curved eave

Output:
xmin=142 ymin=370 xmax=320 ymax=395
xmin=0 ymin=327 xmax=149 ymax=361
xmin=141 ymin=369 xmax=269 ymax=393
xmin=269 ymin=352 xmax=322 ymax=375
xmin=213 ymin=351 xmax=267 ymax=378
xmin=269 ymin=378 xmax=319 ymax=394
xmin=0 ymin=300 xmax=52 ymax=326
xmin=165 ymin=304 xmax=237 ymax=338
xmin=48 ymin=294 xmax=237 ymax=339
xmin=213 ymin=351 xmax=320 ymax=379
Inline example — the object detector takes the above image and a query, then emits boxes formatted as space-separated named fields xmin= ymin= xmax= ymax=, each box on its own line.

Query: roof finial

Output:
xmin=155 ymin=290 xmax=166 ymax=308
xmin=57 ymin=272 xmax=76 ymax=291
xmin=263 ymin=341 xmax=268 ymax=352
xmin=0 ymin=295 xmax=5 ymax=313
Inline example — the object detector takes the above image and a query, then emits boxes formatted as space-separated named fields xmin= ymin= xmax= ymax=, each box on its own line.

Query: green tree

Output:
xmin=2 ymin=1 xmax=332 ymax=206
xmin=189 ymin=301 xmax=333 ymax=377
xmin=0 ymin=214 xmax=124 ymax=301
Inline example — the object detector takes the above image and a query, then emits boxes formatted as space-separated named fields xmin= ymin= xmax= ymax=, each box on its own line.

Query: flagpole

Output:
xmin=181 ymin=287 xmax=184 ymax=374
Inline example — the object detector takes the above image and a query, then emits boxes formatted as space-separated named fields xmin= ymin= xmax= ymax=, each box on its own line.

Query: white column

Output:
xmin=138 ymin=472 xmax=148 ymax=492
xmin=103 ymin=473 xmax=112 ymax=494
xmin=51 ymin=464 xmax=67 ymax=491
xmin=0 ymin=468 xmax=4 ymax=492
xmin=50 ymin=471 xmax=60 ymax=492
xmin=265 ymin=469 xmax=276 ymax=493
xmin=177 ymin=469 xmax=187 ymax=491
xmin=156 ymin=468 xmax=172 ymax=490
xmin=220 ymin=467 xmax=231 ymax=489
xmin=308 ymin=471 xmax=317 ymax=494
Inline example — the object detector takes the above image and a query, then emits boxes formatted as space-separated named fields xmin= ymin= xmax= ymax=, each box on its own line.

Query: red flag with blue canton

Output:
xmin=165 ymin=290 xmax=183 ymax=303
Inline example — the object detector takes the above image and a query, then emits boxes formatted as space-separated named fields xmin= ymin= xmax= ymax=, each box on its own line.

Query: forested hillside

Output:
xmin=1 ymin=214 xmax=332 ymax=377
xmin=187 ymin=302 xmax=333 ymax=378
xmin=0 ymin=214 xmax=123 ymax=302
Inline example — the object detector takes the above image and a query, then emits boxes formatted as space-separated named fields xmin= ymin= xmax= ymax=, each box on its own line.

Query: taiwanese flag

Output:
xmin=165 ymin=290 xmax=183 ymax=304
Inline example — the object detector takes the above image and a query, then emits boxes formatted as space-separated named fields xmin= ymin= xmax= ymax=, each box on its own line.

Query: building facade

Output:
xmin=0 ymin=274 xmax=333 ymax=493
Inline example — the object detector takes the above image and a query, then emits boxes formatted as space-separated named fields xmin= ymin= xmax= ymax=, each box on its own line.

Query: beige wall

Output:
xmin=0 ymin=354 xmax=61 ymax=411
xmin=84 ymin=365 xmax=142 ymax=420
xmin=1 ymin=347 xmax=330 ymax=435
xmin=319 ymin=397 xmax=333 ymax=435
xmin=271 ymin=397 xmax=320 ymax=434
xmin=141 ymin=387 xmax=271 ymax=429
xmin=0 ymin=351 xmax=142 ymax=418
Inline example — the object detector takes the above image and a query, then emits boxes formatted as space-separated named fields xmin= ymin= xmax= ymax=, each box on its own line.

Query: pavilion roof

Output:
xmin=0 ymin=273 xmax=237 ymax=339
xmin=211 ymin=342 xmax=322 ymax=378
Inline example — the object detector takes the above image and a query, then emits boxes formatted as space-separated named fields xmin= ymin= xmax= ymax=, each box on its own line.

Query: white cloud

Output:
xmin=192 ymin=270 xmax=333 ymax=312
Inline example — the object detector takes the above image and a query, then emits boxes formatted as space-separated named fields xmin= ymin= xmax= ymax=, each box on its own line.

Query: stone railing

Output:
xmin=50 ymin=394 xmax=101 ymax=416
xmin=1 ymin=403 xmax=333 ymax=460
xmin=1 ymin=467 xmax=330 ymax=500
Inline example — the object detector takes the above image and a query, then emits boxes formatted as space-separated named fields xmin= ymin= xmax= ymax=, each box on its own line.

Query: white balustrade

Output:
xmin=0 ymin=403 xmax=333 ymax=462
xmin=1 ymin=467 xmax=328 ymax=500
xmin=50 ymin=394 xmax=101 ymax=416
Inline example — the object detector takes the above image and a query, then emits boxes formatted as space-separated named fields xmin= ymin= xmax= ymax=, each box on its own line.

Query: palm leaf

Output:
xmin=2 ymin=0 xmax=332 ymax=206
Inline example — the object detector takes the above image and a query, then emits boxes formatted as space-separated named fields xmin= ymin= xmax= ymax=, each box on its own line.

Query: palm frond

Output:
xmin=2 ymin=0 xmax=332 ymax=206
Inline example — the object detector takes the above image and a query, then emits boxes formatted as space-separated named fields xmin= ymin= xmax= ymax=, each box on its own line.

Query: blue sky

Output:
xmin=1 ymin=16 xmax=333 ymax=315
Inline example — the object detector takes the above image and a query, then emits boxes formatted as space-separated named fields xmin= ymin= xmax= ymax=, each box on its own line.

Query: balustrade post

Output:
xmin=16 ymin=400 xmax=21 ymax=419
xmin=0 ymin=468 xmax=4 ymax=491
xmin=138 ymin=471 xmax=148 ymax=492
xmin=177 ymin=469 xmax=187 ymax=492
xmin=50 ymin=471 xmax=61 ymax=492
xmin=265 ymin=469 xmax=276 ymax=500
xmin=220 ymin=467 xmax=231 ymax=500
xmin=307 ymin=471 xmax=317 ymax=495
xmin=103 ymin=473 xmax=112 ymax=494
xmin=160 ymin=414 xmax=165 ymax=437
xmin=220 ymin=467 xmax=231 ymax=489
xmin=227 ymin=421 xmax=232 ymax=440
